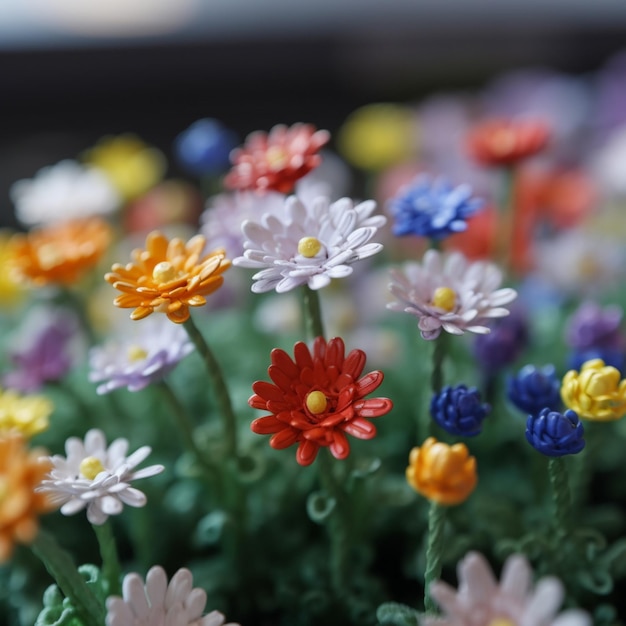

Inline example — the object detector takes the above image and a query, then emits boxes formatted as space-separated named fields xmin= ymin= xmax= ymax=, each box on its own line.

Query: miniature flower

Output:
xmin=0 ymin=387 xmax=53 ymax=438
xmin=89 ymin=316 xmax=194 ymax=394
xmin=225 ymin=123 xmax=330 ymax=194
xmin=465 ymin=118 xmax=550 ymax=166
xmin=561 ymin=358 xmax=626 ymax=421
xmin=38 ymin=429 xmax=164 ymax=525
xmin=390 ymin=176 xmax=483 ymax=240
xmin=525 ymin=408 xmax=585 ymax=457
xmin=0 ymin=433 xmax=54 ymax=562
xmin=565 ymin=301 xmax=624 ymax=351
xmin=430 ymin=385 xmax=490 ymax=437
xmin=106 ymin=566 xmax=240 ymax=626
xmin=249 ymin=336 xmax=393 ymax=466
xmin=10 ymin=160 xmax=120 ymax=226
xmin=9 ymin=217 xmax=112 ymax=287
xmin=423 ymin=551 xmax=590 ymax=626
xmin=387 ymin=250 xmax=517 ymax=340
xmin=406 ymin=437 xmax=477 ymax=505
xmin=105 ymin=231 xmax=231 ymax=323
xmin=233 ymin=194 xmax=386 ymax=293
xmin=507 ymin=364 xmax=562 ymax=416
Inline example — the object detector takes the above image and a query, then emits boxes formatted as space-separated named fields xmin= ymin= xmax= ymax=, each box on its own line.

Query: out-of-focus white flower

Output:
xmin=10 ymin=160 xmax=121 ymax=226
xmin=106 ymin=566 xmax=240 ymax=626
xmin=590 ymin=124 xmax=626 ymax=197
xmin=38 ymin=429 xmax=164 ymax=525
xmin=387 ymin=250 xmax=517 ymax=340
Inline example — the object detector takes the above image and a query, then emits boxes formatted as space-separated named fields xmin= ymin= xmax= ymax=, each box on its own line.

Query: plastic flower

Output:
xmin=406 ymin=437 xmax=477 ymax=505
xmin=565 ymin=301 xmax=624 ymax=351
xmin=0 ymin=387 xmax=53 ymax=438
xmin=225 ymin=123 xmax=330 ymax=194
xmin=9 ymin=217 xmax=112 ymax=287
xmin=465 ymin=118 xmax=550 ymax=166
xmin=0 ymin=433 xmax=54 ymax=562
xmin=525 ymin=408 xmax=585 ymax=457
xmin=387 ymin=250 xmax=517 ymax=340
xmin=106 ymin=566 xmax=240 ymax=626
xmin=105 ymin=231 xmax=231 ymax=323
xmin=390 ymin=176 xmax=483 ymax=240
xmin=507 ymin=364 xmax=562 ymax=416
xmin=10 ymin=160 xmax=120 ymax=226
xmin=89 ymin=316 xmax=194 ymax=394
xmin=233 ymin=194 xmax=386 ymax=293
xmin=38 ymin=429 xmax=164 ymax=525
xmin=423 ymin=551 xmax=590 ymax=626
xmin=430 ymin=385 xmax=490 ymax=437
xmin=561 ymin=358 xmax=626 ymax=421
xmin=249 ymin=336 xmax=393 ymax=466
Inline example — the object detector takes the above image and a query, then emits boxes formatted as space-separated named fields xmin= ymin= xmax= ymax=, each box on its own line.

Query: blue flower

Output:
xmin=390 ymin=175 xmax=483 ymax=240
xmin=430 ymin=384 xmax=491 ymax=437
xmin=506 ymin=364 xmax=561 ymax=416
xmin=525 ymin=408 xmax=585 ymax=457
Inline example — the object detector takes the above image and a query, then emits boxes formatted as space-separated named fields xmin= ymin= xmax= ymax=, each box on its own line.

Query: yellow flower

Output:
xmin=0 ymin=388 xmax=53 ymax=438
xmin=561 ymin=358 xmax=626 ymax=421
xmin=0 ymin=433 xmax=54 ymax=562
xmin=406 ymin=437 xmax=477 ymax=505
xmin=338 ymin=103 xmax=416 ymax=171
xmin=105 ymin=230 xmax=231 ymax=324
xmin=84 ymin=134 xmax=166 ymax=201
xmin=0 ymin=231 xmax=25 ymax=308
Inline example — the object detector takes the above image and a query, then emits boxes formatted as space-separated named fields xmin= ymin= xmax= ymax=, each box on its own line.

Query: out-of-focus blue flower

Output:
xmin=507 ymin=364 xmax=561 ymax=416
xmin=430 ymin=384 xmax=491 ymax=437
xmin=569 ymin=347 xmax=625 ymax=376
xmin=565 ymin=301 xmax=624 ymax=351
xmin=174 ymin=118 xmax=239 ymax=176
xmin=389 ymin=175 xmax=483 ymax=240
xmin=525 ymin=408 xmax=585 ymax=457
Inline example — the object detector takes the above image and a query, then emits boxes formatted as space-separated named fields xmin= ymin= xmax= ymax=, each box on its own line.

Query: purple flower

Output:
xmin=565 ymin=301 xmax=624 ymax=351
xmin=506 ymin=364 xmax=561 ymax=416
xmin=430 ymin=384 xmax=490 ymax=437
xmin=525 ymin=408 xmax=585 ymax=457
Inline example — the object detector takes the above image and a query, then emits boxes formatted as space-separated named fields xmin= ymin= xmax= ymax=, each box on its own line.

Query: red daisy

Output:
xmin=224 ymin=123 xmax=330 ymax=194
xmin=249 ymin=337 xmax=393 ymax=466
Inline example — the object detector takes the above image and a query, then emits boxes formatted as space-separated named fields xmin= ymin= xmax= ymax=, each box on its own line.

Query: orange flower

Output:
xmin=466 ymin=118 xmax=550 ymax=167
xmin=10 ymin=217 xmax=112 ymax=286
xmin=0 ymin=434 xmax=54 ymax=562
xmin=406 ymin=437 xmax=477 ymax=505
xmin=105 ymin=231 xmax=231 ymax=323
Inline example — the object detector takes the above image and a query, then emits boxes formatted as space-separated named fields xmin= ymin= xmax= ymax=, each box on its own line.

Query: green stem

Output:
xmin=183 ymin=316 xmax=238 ymax=457
xmin=495 ymin=165 xmax=516 ymax=272
xmin=31 ymin=529 xmax=105 ymax=626
xmin=548 ymin=457 xmax=571 ymax=539
xmin=59 ymin=287 xmax=97 ymax=346
xmin=92 ymin=520 xmax=121 ymax=597
xmin=423 ymin=502 xmax=446 ymax=614
xmin=302 ymin=285 xmax=325 ymax=340
xmin=430 ymin=332 xmax=448 ymax=395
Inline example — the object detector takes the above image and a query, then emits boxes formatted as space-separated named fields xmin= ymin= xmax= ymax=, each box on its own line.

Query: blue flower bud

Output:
xmin=430 ymin=384 xmax=491 ymax=437
xmin=507 ymin=364 xmax=561 ymax=416
xmin=525 ymin=408 xmax=585 ymax=457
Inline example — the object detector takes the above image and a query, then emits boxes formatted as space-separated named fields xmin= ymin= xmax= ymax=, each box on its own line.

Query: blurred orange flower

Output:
xmin=106 ymin=231 xmax=231 ymax=324
xmin=10 ymin=217 xmax=112 ymax=287
xmin=406 ymin=437 xmax=477 ymax=505
xmin=0 ymin=433 xmax=54 ymax=562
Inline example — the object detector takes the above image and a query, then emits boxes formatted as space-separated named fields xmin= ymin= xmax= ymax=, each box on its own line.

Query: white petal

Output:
xmin=520 ymin=577 xmax=564 ymax=626
xmin=100 ymin=495 xmax=124 ymax=515
xmin=123 ymin=572 xmax=151 ymax=616
xmin=145 ymin=566 xmax=168 ymax=609
xmin=60 ymin=499 xmax=87 ymax=516
xmin=165 ymin=568 xmax=193 ymax=609
xmin=117 ymin=487 xmax=148 ymax=507
xmin=184 ymin=587 xmax=208 ymax=618
xmin=87 ymin=502 xmax=108 ymax=525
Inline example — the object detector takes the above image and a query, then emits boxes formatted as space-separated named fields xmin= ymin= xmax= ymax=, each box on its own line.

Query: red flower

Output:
xmin=249 ymin=337 xmax=393 ymax=466
xmin=466 ymin=118 xmax=550 ymax=166
xmin=224 ymin=123 xmax=330 ymax=194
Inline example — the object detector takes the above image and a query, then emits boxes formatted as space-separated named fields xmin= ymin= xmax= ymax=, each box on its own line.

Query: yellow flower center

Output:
xmin=127 ymin=345 xmax=148 ymax=362
xmin=152 ymin=261 xmax=177 ymax=284
xmin=306 ymin=391 xmax=328 ymax=414
xmin=297 ymin=237 xmax=323 ymax=258
xmin=488 ymin=619 xmax=517 ymax=626
xmin=266 ymin=146 xmax=289 ymax=170
xmin=431 ymin=286 xmax=456 ymax=311
xmin=79 ymin=456 xmax=105 ymax=480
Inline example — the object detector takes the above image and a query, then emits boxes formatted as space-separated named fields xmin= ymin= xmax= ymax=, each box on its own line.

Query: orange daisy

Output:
xmin=10 ymin=217 xmax=112 ymax=287
xmin=105 ymin=231 xmax=231 ymax=324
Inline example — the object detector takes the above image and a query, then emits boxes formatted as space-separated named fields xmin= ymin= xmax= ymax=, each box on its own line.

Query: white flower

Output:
xmin=387 ymin=249 xmax=517 ymax=340
xmin=38 ymin=429 xmax=164 ymax=525
xmin=422 ymin=551 xmax=590 ymax=626
xmin=233 ymin=194 xmax=386 ymax=293
xmin=106 ymin=566 xmax=240 ymax=626
xmin=10 ymin=160 xmax=121 ymax=226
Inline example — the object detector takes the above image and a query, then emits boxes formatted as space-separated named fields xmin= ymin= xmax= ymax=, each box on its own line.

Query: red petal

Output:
xmin=343 ymin=417 xmax=377 ymax=439
xmin=325 ymin=337 xmax=345 ymax=369
xmin=251 ymin=380 xmax=284 ymax=402
xmin=330 ymin=430 xmax=350 ymax=460
xmin=302 ymin=426 xmax=328 ymax=441
xmin=355 ymin=397 xmax=393 ymax=418
xmin=270 ymin=428 xmax=300 ymax=449
xmin=268 ymin=364 xmax=297 ymax=391
xmin=355 ymin=371 xmax=384 ymax=397
xmin=248 ymin=394 xmax=268 ymax=410
xmin=312 ymin=336 xmax=328 ymax=362
xmin=320 ymin=413 xmax=348 ymax=428
xmin=296 ymin=439 xmax=320 ymax=466
xmin=294 ymin=341 xmax=313 ymax=370
xmin=271 ymin=348 xmax=301 ymax=379
xmin=343 ymin=349 xmax=366 ymax=379
xmin=251 ymin=415 xmax=284 ymax=434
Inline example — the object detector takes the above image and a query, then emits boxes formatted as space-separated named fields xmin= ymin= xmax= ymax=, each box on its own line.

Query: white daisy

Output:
xmin=387 ymin=249 xmax=517 ymax=340
xmin=233 ymin=194 xmax=386 ymax=293
xmin=38 ymin=429 xmax=164 ymax=525
xmin=106 ymin=566 xmax=240 ymax=626
xmin=423 ymin=551 xmax=590 ymax=626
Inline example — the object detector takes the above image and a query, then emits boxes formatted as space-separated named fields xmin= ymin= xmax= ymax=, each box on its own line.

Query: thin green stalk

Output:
xmin=430 ymin=332 xmax=448 ymax=395
xmin=302 ymin=284 xmax=325 ymax=340
xmin=31 ymin=529 xmax=105 ymax=626
xmin=495 ymin=165 xmax=516 ymax=272
xmin=423 ymin=502 xmax=446 ymax=614
xmin=93 ymin=520 xmax=122 ymax=597
xmin=548 ymin=457 xmax=571 ymax=540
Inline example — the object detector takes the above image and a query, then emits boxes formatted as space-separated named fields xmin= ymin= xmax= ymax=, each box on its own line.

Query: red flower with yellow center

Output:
xmin=105 ymin=231 xmax=230 ymax=324
xmin=224 ymin=123 xmax=330 ymax=194
xmin=249 ymin=336 xmax=393 ymax=466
